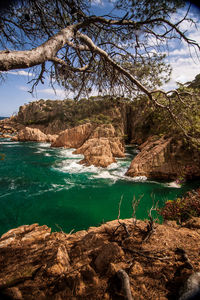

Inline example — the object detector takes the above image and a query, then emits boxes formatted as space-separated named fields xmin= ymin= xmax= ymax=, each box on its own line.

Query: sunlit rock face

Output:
xmin=51 ymin=123 xmax=93 ymax=148
xmin=126 ymin=136 xmax=200 ymax=180
xmin=12 ymin=127 xmax=58 ymax=143
xmin=52 ymin=123 xmax=125 ymax=168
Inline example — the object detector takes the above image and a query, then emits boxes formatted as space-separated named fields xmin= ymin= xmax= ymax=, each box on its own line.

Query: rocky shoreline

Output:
xmin=1 ymin=98 xmax=200 ymax=299
xmin=1 ymin=113 xmax=200 ymax=181
xmin=0 ymin=218 xmax=200 ymax=299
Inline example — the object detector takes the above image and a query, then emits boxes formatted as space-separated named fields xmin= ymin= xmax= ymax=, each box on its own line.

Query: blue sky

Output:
xmin=0 ymin=1 xmax=200 ymax=117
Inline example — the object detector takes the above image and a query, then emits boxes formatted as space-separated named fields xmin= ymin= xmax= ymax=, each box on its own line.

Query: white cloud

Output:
xmin=6 ymin=70 xmax=35 ymax=76
xmin=37 ymin=88 xmax=66 ymax=98
xmin=91 ymin=0 xmax=104 ymax=6
xmin=163 ymin=55 xmax=200 ymax=90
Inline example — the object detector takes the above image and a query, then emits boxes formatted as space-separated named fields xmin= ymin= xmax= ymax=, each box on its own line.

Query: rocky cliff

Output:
xmin=126 ymin=136 xmax=200 ymax=180
xmin=13 ymin=97 xmax=130 ymax=136
xmin=1 ymin=96 xmax=200 ymax=179
xmin=0 ymin=219 xmax=200 ymax=299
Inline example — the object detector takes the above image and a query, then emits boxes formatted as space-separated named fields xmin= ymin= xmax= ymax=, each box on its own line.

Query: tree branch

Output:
xmin=0 ymin=25 xmax=77 ymax=71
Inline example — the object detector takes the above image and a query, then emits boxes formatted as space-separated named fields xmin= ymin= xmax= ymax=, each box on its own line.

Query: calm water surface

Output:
xmin=0 ymin=139 xmax=199 ymax=236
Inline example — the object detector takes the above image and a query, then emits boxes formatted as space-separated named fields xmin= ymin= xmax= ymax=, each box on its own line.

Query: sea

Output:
xmin=0 ymin=138 xmax=199 ymax=236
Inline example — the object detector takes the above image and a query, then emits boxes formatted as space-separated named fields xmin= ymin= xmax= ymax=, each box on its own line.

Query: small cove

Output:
xmin=0 ymin=138 xmax=199 ymax=236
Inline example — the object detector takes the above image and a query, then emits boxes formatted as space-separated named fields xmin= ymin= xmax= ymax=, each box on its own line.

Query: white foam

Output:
xmin=54 ymin=160 xmax=98 ymax=174
xmin=58 ymin=148 xmax=84 ymax=159
xmin=166 ymin=181 xmax=182 ymax=188
xmin=91 ymin=171 xmax=117 ymax=180
xmin=107 ymin=163 xmax=118 ymax=170
xmin=44 ymin=153 xmax=51 ymax=157
xmin=130 ymin=176 xmax=147 ymax=181
xmin=37 ymin=142 xmax=51 ymax=147
xmin=0 ymin=141 xmax=19 ymax=145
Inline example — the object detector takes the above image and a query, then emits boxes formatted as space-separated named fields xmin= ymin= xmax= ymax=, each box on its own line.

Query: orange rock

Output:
xmin=94 ymin=242 xmax=124 ymax=272
xmin=51 ymin=123 xmax=93 ymax=148
xmin=13 ymin=127 xmax=48 ymax=142
xmin=126 ymin=136 xmax=200 ymax=180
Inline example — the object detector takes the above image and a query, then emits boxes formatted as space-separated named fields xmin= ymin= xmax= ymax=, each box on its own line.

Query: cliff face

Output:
xmin=0 ymin=219 xmax=200 ymax=299
xmin=1 ymin=96 xmax=200 ymax=179
xmin=14 ymin=97 xmax=131 ymax=136
xmin=126 ymin=136 xmax=200 ymax=180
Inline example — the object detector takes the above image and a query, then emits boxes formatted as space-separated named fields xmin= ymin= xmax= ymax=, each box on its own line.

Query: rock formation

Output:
xmin=51 ymin=123 xmax=93 ymax=148
xmin=126 ymin=136 xmax=200 ymax=180
xmin=73 ymin=124 xmax=125 ymax=167
xmin=0 ymin=219 xmax=200 ymax=299
xmin=52 ymin=123 xmax=125 ymax=167
xmin=12 ymin=127 xmax=58 ymax=143
xmin=74 ymin=138 xmax=116 ymax=167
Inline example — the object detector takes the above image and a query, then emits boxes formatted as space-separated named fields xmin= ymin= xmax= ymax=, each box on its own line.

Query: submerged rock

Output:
xmin=126 ymin=136 xmax=200 ymax=180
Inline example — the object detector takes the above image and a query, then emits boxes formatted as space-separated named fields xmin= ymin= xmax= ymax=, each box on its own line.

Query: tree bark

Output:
xmin=0 ymin=26 xmax=76 ymax=71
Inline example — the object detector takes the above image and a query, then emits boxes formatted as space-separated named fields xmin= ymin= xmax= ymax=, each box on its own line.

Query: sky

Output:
xmin=0 ymin=1 xmax=200 ymax=117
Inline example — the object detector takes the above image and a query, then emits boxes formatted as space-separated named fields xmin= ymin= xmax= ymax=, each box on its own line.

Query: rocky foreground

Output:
xmin=0 ymin=219 xmax=200 ymax=299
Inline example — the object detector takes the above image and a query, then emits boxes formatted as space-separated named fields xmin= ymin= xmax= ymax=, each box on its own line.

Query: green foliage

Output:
xmin=158 ymin=189 xmax=200 ymax=224
xmin=131 ymin=82 xmax=200 ymax=145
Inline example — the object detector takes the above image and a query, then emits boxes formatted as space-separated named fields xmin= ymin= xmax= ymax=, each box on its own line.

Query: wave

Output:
xmin=58 ymin=148 xmax=84 ymax=159
xmin=0 ymin=141 xmax=19 ymax=145
xmin=165 ymin=181 xmax=182 ymax=189
xmin=37 ymin=142 xmax=51 ymax=148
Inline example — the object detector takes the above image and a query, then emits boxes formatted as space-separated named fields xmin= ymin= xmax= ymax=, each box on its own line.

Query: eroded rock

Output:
xmin=126 ymin=136 xmax=200 ymax=180
xmin=74 ymin=138 xmax=116 ymax=167
xmin=51 ymin=123 xmax=93 ymax=148
xmin=0 ymin=218 xmax=200 ymax=299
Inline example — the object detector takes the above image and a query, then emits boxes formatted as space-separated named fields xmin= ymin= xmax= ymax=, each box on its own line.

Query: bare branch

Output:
xmin=50 ymin=57 xmax=90 ymax=72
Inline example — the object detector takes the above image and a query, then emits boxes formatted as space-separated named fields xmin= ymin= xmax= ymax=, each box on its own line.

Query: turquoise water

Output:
xmin=0 ymin=139 xmax=199 ymax=236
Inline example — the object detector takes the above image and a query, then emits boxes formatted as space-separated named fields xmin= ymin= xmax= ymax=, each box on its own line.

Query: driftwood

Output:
xmin=117 ymin=269 xmax=133 ymax=300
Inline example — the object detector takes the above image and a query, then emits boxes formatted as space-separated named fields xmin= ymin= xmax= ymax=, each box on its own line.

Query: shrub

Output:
xmin=158 ymin=189 xmax=200 ymax=224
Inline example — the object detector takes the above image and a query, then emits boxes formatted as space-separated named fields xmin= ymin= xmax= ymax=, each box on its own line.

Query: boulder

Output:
xmin=126 ymin=136 xmax=200 ymax=180
xmin=46 ymin=134 xmax=58 ymax=143
xmin=11 ymin=127 xmax=57 ymax=143
xmin=74 ymin=136 xmax=124 ymax=168
xmin=13 ymin=127 xmax=48 ymax=142
xmin=74 ymin=138 xmax=116 ymax=167
xmin=94 ymin=242 xmax=124 ymax=273
xmin=51 ymin=123 xmax=93 ymax=148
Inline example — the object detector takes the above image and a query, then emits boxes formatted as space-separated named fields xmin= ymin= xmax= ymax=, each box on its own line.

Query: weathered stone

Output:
xmin=126 ymin=136 xmax=200 ymax=180
xmin=94 ymin=242 xmax=124 ymax=272
xmin=51 ymin=123 xmax=93 ymax=148
xmin=12 ymin=127 xmax=45 ymax=142
xmin=74 ymin=138 xmax=116 ymax=167
xmin=0 ymin=218 xmax=200 ymax=299
xmin=90 ymin=123 xmax=116 ymax=139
